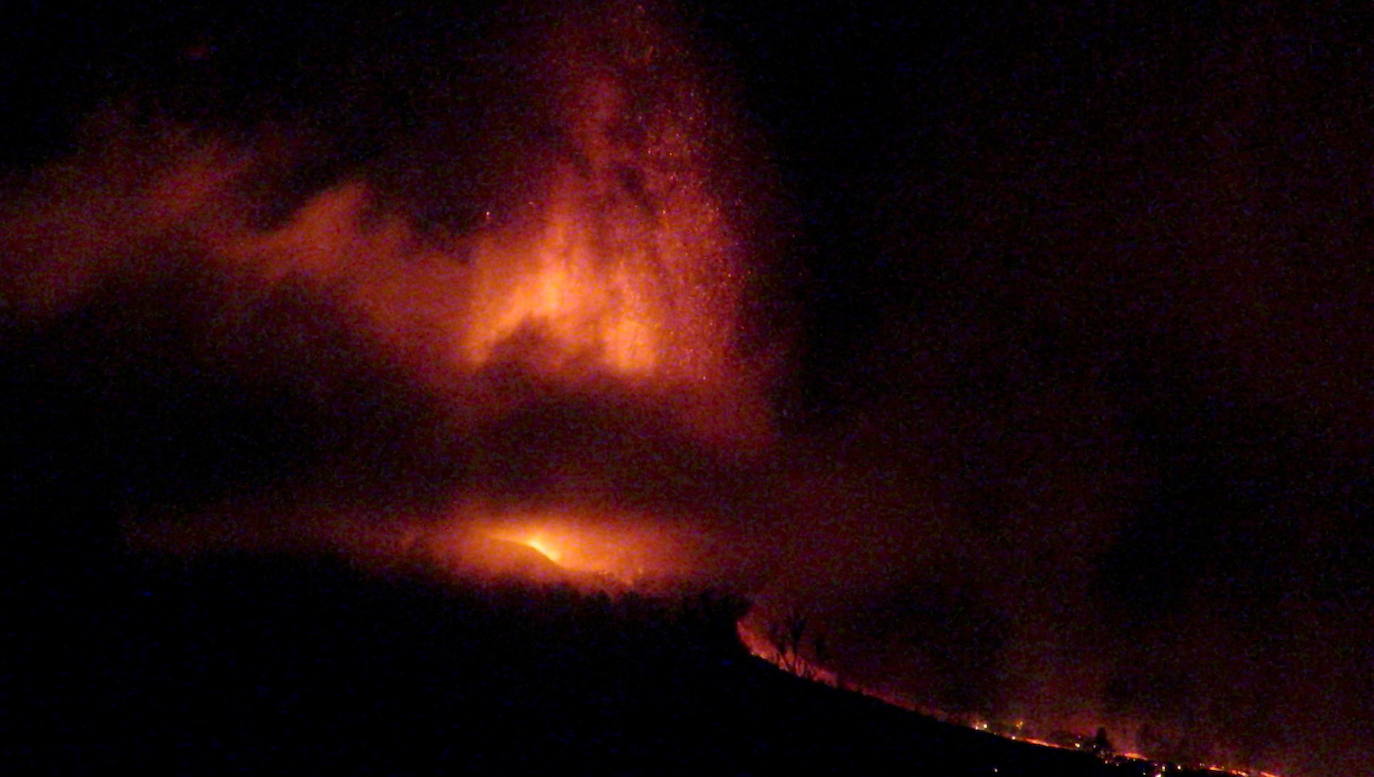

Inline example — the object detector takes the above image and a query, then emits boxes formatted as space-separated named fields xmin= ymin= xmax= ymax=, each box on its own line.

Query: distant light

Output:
xmin=523 ymin=535 xmax=562 ymax=563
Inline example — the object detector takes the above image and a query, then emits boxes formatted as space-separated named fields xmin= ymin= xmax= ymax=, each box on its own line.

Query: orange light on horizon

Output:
xmin=458 ymin=509 xmax=693 ymax=587
xmin=520 ymin=534 xmax=563 ymax=564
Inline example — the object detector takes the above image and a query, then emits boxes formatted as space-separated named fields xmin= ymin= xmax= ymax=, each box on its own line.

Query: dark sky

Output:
xmin=713 ymin=5 xmax=1374 ymax=773
xmin=4 ymin=3 xmax=1372 ymax=776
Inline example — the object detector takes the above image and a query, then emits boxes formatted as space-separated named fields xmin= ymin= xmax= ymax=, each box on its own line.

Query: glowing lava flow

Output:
xmin=518 ymin=534 xmax=563 ymax=565
xmin=408 ymin=509 xmax=697 ymax=589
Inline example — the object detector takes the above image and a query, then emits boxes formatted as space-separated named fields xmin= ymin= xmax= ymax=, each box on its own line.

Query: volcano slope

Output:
xmin=10 ymin=548 xmax=1224 ymax=777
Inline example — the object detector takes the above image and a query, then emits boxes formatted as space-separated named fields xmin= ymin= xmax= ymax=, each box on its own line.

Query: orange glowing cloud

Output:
xmin=3 ymin=0 xmax=771 ymax=450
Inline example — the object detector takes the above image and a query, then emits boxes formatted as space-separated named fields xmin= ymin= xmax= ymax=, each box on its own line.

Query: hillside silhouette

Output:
xmin=10 ymin=548 xmax=1233 ymax=776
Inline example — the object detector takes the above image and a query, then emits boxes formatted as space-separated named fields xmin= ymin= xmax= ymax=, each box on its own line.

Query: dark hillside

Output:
xmin=8 ymin=551 xmax=1225 ymax=776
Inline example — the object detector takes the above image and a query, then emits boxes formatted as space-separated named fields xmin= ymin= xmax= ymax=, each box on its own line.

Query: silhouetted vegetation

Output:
xmin=764 ymin=608 xmax=811 ymax=675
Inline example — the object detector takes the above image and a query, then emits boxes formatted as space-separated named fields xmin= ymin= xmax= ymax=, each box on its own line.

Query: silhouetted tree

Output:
xmin=1091 ymin=726 xmax=1113 ymax=756
xmin=765 ymin=609 xmax=809 ymax=675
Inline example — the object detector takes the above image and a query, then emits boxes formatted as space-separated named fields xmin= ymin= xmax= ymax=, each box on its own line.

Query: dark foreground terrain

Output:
xmin=8 ymin=550 xmax=1222 ymax=777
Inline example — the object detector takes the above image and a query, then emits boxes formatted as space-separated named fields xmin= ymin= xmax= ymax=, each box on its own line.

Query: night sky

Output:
xmin=4 ymin=3 xmax=1372 ymax=775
